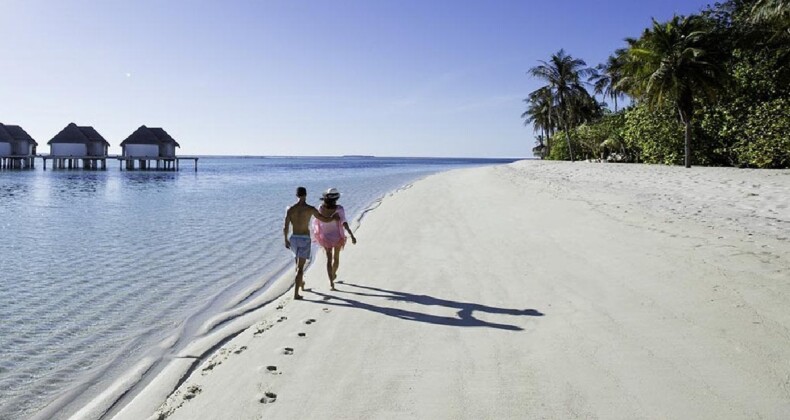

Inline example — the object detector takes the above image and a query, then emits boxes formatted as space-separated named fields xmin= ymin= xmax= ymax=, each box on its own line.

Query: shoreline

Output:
xmin=38 ymin=176 xmax=429 ymax=420
xmin=31 ymin=264 xmax=294 ymax=420
xmin=104 ymin=160 xmax=790 ymax=419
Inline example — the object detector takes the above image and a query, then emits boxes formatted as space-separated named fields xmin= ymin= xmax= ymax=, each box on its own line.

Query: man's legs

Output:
xmin=294 ymin=257 xmax=306 ymax=299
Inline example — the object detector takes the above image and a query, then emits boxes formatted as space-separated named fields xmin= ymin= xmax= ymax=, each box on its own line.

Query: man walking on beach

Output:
xmin=284 ymin=187 xmax=338 ymax=300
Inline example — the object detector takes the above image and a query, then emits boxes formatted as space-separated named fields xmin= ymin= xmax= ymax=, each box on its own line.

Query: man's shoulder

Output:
xmin=289 ymin=203 xmax=316 ymax=212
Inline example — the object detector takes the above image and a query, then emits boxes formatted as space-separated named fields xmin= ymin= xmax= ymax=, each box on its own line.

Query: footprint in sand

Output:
xmin=322 ymin=308 xmax=331 ymax=313
xmin=233 ymin=346 xmax=248 ymax=355
xmin=304 ymin=319 xmax=316 ymax=325
xmin=297 ymin=332 xmax=307 ymax=337
xmin=277 ymin=316 xmax=288 ymax=323
xmin=184 ymin=385 xmax=202 ymax=401
xmin=259 ymin=391 xmax=277 ymax=404
xmin=283 ymin=347 xmax=294 ymax=355
xmin=265 ymin=365 xmax=279 ymax=374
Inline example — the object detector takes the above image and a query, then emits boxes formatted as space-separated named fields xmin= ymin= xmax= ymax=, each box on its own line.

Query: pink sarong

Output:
xmin=312 ymin=205 xmax=347 ymax=249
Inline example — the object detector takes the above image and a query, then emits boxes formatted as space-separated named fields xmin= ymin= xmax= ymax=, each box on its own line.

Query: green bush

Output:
xmin=733 ymin=98 xmax=790 ymax=168
xmin=623 ymin=105 xmax=684 ymax=165
xmin=546 ymin=130 xmax=579 ymax=161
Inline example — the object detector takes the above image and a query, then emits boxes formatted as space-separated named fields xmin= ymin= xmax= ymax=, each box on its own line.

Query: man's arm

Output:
xmin=283 ymin=209 xmax=291 ymax=249
xmin=311 ymin=207 xmax=339 ymax=223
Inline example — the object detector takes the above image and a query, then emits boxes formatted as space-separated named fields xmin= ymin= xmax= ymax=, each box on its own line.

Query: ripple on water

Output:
xmin=0 ymin=157 xmax=513 ymax=419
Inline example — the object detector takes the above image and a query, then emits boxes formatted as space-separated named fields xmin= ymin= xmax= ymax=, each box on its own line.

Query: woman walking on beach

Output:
xmin=313 ymin=188 xmax=357 ymax=290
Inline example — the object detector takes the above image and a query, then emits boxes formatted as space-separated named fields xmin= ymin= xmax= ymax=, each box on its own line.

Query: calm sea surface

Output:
xmin=0 ymin=156 xmax=517 ymax=419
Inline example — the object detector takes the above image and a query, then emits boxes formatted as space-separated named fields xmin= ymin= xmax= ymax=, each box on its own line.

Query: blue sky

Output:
xmin=1 ymin=0 xmax=711 ymax=158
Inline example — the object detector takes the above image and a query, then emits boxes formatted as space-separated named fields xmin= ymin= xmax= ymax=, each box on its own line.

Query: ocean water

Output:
xmin=0 ymin=156 xmax=516 ymax=419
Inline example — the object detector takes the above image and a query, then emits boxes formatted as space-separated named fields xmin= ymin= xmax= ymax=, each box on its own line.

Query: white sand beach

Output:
xmin=110 ymin=160 xmax=790 ymax=419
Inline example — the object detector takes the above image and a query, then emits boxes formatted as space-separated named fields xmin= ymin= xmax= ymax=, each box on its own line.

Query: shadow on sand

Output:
xmin=307 ymin=282 xmax=544 ymax=331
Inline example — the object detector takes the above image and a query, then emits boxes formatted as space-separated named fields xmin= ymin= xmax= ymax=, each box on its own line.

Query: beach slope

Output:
xmin=114 ymin=160 xmax=790 ymax=419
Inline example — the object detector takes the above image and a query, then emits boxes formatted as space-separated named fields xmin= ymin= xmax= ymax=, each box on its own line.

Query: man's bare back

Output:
xmin=285 ymin=202 xmax=321 ymax=236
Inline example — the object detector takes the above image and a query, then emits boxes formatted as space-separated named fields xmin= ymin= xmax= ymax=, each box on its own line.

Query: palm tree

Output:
xmin=529 ymin=49 xmax=595 ymax=162
xmin=590 ymin=51 xmax=627 ymax=111
xmin=750 ymin=0 xmax=789 ymax=27
xmin=622 ymin=15 xmax=724 ymax=168
xmin=750 ymin=0 xmax=790 ymax=51
xmin=521 ymin=86 xmax=556 ymax=157
xmin=566 ymin=91 xmax=604 ymax=127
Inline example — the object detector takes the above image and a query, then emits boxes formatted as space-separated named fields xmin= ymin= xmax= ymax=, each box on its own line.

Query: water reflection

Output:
xmin=0 ymin=182 xmax=30 ymax=199
xmin=120 ymin=172 xmax=179 ymax=192
xmin=48 ymin=172 xmax=108 ymax=198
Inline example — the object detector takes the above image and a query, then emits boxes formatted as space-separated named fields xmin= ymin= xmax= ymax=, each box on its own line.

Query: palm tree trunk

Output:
xmin=558 ymin=95 xmax=574 ymax=162
xmin=542 ymin=127 xmax=548 ymax=159
xmin=678 ymin=105 xmax=692 ymax=168
xmin=684 ymin=120 xmax=692 ymax=168
xmin=546 ymin=114 xmax=553 ymax=157
xmin=561 ymin=111 xmax=574 ymax=162
xmin=564 ymin=124 xmax=575 ymax=162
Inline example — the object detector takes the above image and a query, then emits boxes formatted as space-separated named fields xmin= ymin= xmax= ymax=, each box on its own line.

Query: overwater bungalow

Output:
xmin=0 ymin=123 xmax=37 ymax=169
xmin=46 ymin=123 xmax=110 ymax=170
xmin=149 ymin=127 xmax=180 ymax=158
xmin=119 ymin=125 xmax=183 ymax=170
xmin=79 ymin=126 xmax=110 ymax=157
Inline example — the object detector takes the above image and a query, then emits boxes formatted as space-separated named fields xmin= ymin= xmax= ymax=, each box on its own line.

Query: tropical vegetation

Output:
xmin=522 ymin=0 xmax=790 ymax=168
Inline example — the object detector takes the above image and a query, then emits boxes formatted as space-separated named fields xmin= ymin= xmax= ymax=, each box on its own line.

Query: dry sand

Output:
xmin=110 ymin=160 xmax=790 ymax=420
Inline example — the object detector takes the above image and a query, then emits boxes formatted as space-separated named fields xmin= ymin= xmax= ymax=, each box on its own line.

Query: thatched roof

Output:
xmin=120 ymin=126 xmax=181 ymax=148
xmin=48 ymin=123 xmax=90 ymax=144
xmin=48 ymin=123 xmax=108 ymax=145
xmin=149 ymin=127 xmax=180 ymax=148
xmin=4 ymin=125 xmax=38 ymax=145
xmin=78 ymin=126 xmax=109 ymax=145
xmin=0 ymin=124 xmax=15 ymax=143
xmin=120 ymin=125 xmax=161 ymax=146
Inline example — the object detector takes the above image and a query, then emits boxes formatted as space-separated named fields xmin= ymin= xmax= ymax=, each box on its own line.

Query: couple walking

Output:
xmin=283 ymin=186 xmax=357 ymax=300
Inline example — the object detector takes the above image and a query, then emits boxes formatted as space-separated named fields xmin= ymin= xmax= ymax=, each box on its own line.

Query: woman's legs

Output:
xmin=324 ymin=247 xmax=336 ymax=289
xmin=332 ymin=245 xmax=342 ymax=280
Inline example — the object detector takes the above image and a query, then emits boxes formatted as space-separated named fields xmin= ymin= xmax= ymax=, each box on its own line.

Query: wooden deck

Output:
xmin=35 ymin=155 xmax=199 ymax=171
xmin=116 ymin=156 xmax=199 ymax=171
xmin=40 ymin=155 xmax=108 ymax=170
xmin=0 ymin=155 xmax=36 ymax=169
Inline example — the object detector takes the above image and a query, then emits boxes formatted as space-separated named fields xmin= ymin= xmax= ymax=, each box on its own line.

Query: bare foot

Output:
xmin=300 ymin=279 xmax=306 ymax=291
xmin=294 ymin=295 xmax=304 ymax=300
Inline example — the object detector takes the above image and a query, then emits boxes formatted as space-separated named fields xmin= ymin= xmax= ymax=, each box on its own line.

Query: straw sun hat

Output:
xmin=322 ymin=187 xmax=341 ymax=200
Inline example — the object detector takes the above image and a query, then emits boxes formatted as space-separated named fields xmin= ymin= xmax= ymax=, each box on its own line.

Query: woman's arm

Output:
xmin=343 ymin=222 xmax=357 ymax=244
